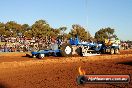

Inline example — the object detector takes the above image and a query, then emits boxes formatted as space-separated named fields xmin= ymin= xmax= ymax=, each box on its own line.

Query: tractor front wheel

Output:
xmin=60 ymin=43 xmax=73 ymax=57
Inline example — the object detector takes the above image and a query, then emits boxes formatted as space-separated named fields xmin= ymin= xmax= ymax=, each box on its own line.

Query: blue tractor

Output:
xmin=69 ymin=36 xmax=120 ymax=56
xmin=31 ymin=36 xmax=120 ymax=59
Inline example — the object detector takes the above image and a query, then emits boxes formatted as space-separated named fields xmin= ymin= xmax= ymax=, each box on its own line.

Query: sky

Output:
xmin=88 ymin=0 xmax=132 ymax=41
xmin=0 ymin=0 xmax=131 ymax=40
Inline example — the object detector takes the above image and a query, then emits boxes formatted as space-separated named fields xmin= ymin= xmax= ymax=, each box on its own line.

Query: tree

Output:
xmin=5 ymin=21 xmax=22 ymax=37
xmin=58 ymin=27 xmax=67 ymax=41
xmin=31 ymin=20 xmax=51 ymax=38
xmin=95 ymin=27 xmax=116 ymax=41
xmin=0 ymin=22 xmax=6 ymax=36
xmin=69 ymin=24 xmax=91 ymax=41
xmin=22 ymin=24 xmax=30 ymax=31
xmin=50 ymin=28 xmax=60 ymax=38
xmin=59 ymin=27 xmax=67 ymax=35
xmin=24 ymin=30 xmax=33 ymax=38
xmin=22 ymin=24 xmax=32 ymax=38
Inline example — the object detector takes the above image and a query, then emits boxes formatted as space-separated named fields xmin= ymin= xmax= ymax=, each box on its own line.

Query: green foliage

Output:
xmin=31 ymin=20 xmax=51 ymax=38
xmin=69 ymin=24 xmax=91 ymax=41
xmin=59 ymin=27 xmax=67 ymax=34
xmin=5 ymin=21 xmax=23 ymax=37
xmin=24 ymin=30 xmax=33 ymax=38
xmin=31 ymin=20 xmax=61 ymax=39
xmin=95 ymin=27 xmax=116 ymax=41
xmin=0 ymin=22 xmax=6 ymax=36
xmin=0 ymin=20 xmax=92 ymax=42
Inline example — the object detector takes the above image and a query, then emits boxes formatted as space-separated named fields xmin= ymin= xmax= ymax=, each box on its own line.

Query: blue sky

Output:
xmin=88 ymin=0 xmax=132 ymax=41
xmin=0 ymin=0 xmax=131 ymax=40
xmin=0 ymin=0 xmax=87 ymax=29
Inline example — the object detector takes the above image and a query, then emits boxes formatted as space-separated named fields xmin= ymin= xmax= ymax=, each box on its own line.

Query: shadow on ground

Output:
xmin=117 ymin=61 xmax=132 ymax=66
xmin=0 ymin=83 xmax=10 ymax=88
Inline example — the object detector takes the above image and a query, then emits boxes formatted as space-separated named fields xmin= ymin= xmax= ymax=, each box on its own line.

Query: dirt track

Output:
xmin=0 ymin=50 xmax=132 ymax=88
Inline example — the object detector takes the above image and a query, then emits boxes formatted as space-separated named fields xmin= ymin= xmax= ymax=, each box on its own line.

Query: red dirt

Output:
xmin=0 ymin=50 xmax=132 ymax=88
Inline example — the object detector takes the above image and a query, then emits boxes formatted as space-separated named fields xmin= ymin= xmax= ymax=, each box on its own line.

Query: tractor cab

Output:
xmin=69 ymin=36 xmax=80 ymax=45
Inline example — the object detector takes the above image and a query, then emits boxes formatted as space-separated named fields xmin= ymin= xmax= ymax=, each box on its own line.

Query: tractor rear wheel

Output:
xmin=60 ymin=43 xmax=73 ymax=57
xmin=77 ymin=47 xmax=83 ymax=56
xmin=101 ymin=49 xmax=106 ymax=54
xmin=115 ymin=49 xmax=119 ymax=54
xmin=110 ymin=48 xmax=114 ymax=54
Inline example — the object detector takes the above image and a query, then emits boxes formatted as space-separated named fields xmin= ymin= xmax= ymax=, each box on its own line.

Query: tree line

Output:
xmin=0 ymin=19 xmax=117 ymax=42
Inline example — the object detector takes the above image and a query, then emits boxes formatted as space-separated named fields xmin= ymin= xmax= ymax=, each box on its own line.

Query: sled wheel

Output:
xmin=32 ymin=54 xmax=36 ymax=58
xmin=56 ymin=52 xmax=62 ymax=57
xmin=60 ymin=43 xmax=73 ymax=57
xmin=38 ymin=54 xmax=45 ymax=59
